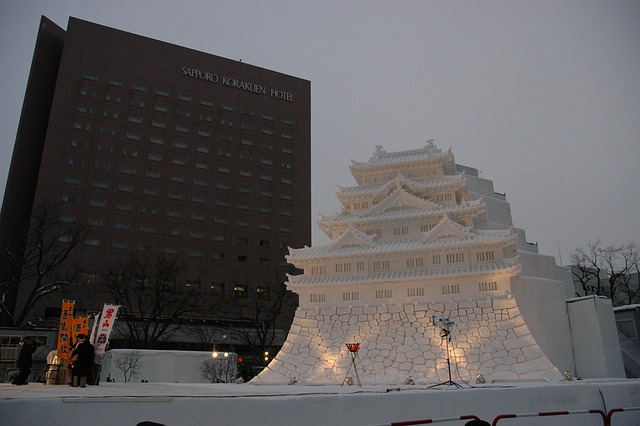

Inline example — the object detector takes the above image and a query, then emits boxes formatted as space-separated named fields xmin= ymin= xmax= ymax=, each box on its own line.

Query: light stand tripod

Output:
xmin=429 ymin=317 xmax=463 ymax=388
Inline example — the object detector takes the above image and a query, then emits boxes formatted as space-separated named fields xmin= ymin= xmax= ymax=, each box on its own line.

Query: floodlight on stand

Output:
xmin=429 ymin=316 xmax=463 ymax=389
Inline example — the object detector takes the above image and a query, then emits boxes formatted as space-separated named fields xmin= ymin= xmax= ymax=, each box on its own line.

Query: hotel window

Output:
xmin=214 ymin=216 xmax=228 ymax=224
xmin=114 ymin=220 xmax=129 ymax=230
xmin=108 ymin=78 xmax=122 ymax=86
xmin=218 ymin=166 xmax=231 ymax=174
xmin=140 ymin=224 xmax=155 ymax=233
xmin=261 ymin=142 xmax=273 ymax=150
xmin=85 ymin=238 xmax=101 ymax=247
xmin=163 ymin=247 xmax=178 ymax=254
xmin=166 ymin=228 xmax=180 ymax=236
xmin=260 ymin=173 xmax=272 ymax=181
xmin=196 ymin=145 xmax=209 ymax=153
xmin=144 ymin=187 xmax=159 ymax=196
xmin=116 ymin=202 xmax=132 ymax=211
xmin=121 ymin=165 xmax=136 ymax=175
xmin=167 ymin=210 xmax=182 ymax=218
xmin=74 ymin=121 xmax=90 ymax=131
xmin=234 ymin=284 xmax=248 ymax=297
xmin=172 ymin=157 xmax=186 ymax=165
xmin=195 ymin=162 xmax=208 ymax=170
xmin=123 ymin=148 xmax=138 ymax=157
xmin=237 ymin=219 xmax=250 ymax=227
xmin=59 ymin=213 xmax=76 ymax=223
xmin=280 ymin=176 xmax=292 ymax=184
xmin=132 ymin=83 xmax=146 ymax=92
xmin=175 ymin=124 xmax=189 ymax=133
xmin=191 ymin=212 xmax=205 ymax=221
xmin=190 ymin=231 xmax=204 ymax=239
xmin=238 ymin=201 xmax=250 ymax=210
xmin=240 ymin=153 xmax=252 ymax=161
xmin=259 ymin=257 xmax=270 ymax=265
xmin=219 ymin=133 xmax=232 ymax=142
xmin=177 ymin=108 xmax=190 ymax=117
xmin=260 ymin=189 xmax=272 ymax=197
xmin=193 ymin=195 xmax=206 ymax=203
xmin=105 ymin=93 xmax=121 ymax=102
xmin=150 ymin=136 xmax=164 ymax=145
xmin=222 ymin=104 xmax=234 ymax=112
xmin=154 ymin=104 xmax=168 ymax=112
xmin=170 ymin=175 xmax=184 ymax=182
xmin=243 ymin=108 xmax=254 ymax=116
xmin=282 ymin=131 xmax=293 ymax=140
xmin=259 ymin=223 xmax=271 ymax=231
xmin=282 ymin=117 xmax=294 ymax=125
xmin=216 ymin=182 xmax=229 ymax=190
xmin=146 ymin=170 xmax=160 ymax=178
xmin=259 ymin=239 xmax=270 ymax=248
xmin=71 ymin=139 xmax=87 ymax=148
xmin=280 ymin=210 xmax=292 ymax=217
xmin=200 ymin=98 xmax=213 ymax=106
xmin=262 ymin=113 xmax=273 ymax=121
xmin=178 ymin=94 xmax=192 ymax=102
xmin=126 ymin=131 xmax=140 ymax=140
xmin=281 ymin=192 xmax=292 ymax=200
xmin=77 ymin=105 xmax=92 ymax=113
xmin=236 ymin=255 xmax=248 ymax=263
xmin=118 ymin=183 xmax=133 ymax=193
xmin=189 ymin=249 xmax=203 ymax=258
xmin=215 ymin=199 xmax=229 ymax=207
xmin=68 ymin=157 xmax=84 ymax=166
xmin=65 ymin=176 xmax=81 ymax=185
xmin=98 ymin=144 xmax=113 ymax=153
xmin=112 ymin=241 xmax=127 ymax=250
xmin=218 ymin=149 xmax=232 ymax=158
xmin=173 ymin=140 xmax=188 ymax=149
xmin=259 ymin=206 xmax=272 ymax=213
xmin=142 ymin=206 xmax=157 ymax=214
xmin=130 ymin=98 xmax=144 ymax=108
xmin=87 ymin=217 xmax=103 ymax=227
xmin=241 ymin=138 xmax=253 ymax=146
xmin=80 ymin=88 xmax=95 ymax=97
xmin=169 ymin=192 xmax=183 ymax=200
xmin=152 ymin=120 xmax=166 ymax=128
xmin=280 ymin=225 xmax=291 ymax=233
xmin=90 ymin=198 xmax=106 ymax=208
xmin=93 ymin=179 xmax=108 ymax=189
xmin=239 ymin=170 xmax=252 ymax=177
xmin=148 ymin=153 xmax=162 ymax=161
xmin=281 ymin=146 xmax=293 ymax=154
xmin=194 ymin=178 xmax=207 ymax=186
xmin=241 ymin=122 xmax=254 ymax=131
xmin=281 ymin=161 xmax=293 ymax=169
xmin=199 ymin=113 xmax=212 ymax=122
xmin=103 ymin=110 xmax=118 ymax=119
xmin=220 ymin=118 xmax=233 ymax=127
xmin=237 ymin=237 xmax=249 ymax=245
xmin=156 ymin=88 xmax=170 ymax=97
xmin=138 ymin=244 xmax=153 ymax=252
xmin=128 ymin=115 xmax=143 ymax=124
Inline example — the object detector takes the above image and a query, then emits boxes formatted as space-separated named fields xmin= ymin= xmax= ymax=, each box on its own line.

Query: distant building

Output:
xmin=0 ymin=17 xmax=311 ymax=353
xmin=257 ymin=142 xmax=624 ymax=384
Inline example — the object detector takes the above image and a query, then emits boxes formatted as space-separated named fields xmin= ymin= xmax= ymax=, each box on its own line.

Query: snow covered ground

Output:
xmin=1 ymin=379 xmax=639 ymax=426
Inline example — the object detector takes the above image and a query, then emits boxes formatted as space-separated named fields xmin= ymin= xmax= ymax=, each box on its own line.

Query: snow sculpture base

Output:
xmin=256 ymin=296 xmax=561 ymax=385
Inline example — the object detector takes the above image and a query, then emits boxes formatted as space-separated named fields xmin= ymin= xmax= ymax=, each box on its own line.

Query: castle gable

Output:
xmin=422 ymin=214 xmax=474 ymax=242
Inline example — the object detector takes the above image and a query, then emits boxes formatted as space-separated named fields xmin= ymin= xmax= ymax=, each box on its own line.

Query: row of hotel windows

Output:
xmin=309 ymin=251 xmax=497 ymax=276
xmin=309 ymin=281 xmax=499 ymax=303
xmin=192 ymin=282 xmax=273 ymax=300
xmin=74 ymin=116 xmax=295 ymax=142
xmin=80 ymin=72 xmax=296 ymax=122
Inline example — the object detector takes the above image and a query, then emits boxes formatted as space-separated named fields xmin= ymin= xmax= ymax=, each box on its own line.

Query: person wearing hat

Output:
xmin=70 ymin=334 xmax=94 ymax=387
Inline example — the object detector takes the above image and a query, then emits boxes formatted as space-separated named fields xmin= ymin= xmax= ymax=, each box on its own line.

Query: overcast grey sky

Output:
xmin=1 ymin=0 xmax=638 ymax=266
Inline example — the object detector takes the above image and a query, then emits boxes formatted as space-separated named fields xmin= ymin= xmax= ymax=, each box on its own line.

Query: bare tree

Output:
xmin=201 ymin=353 xmax=237 ymax=383
xmin=114 ymin=350 xmax=143 ymax=383
xmin=225 ymin=270 xmax=296 ymax=364
xmin=0 ymin=200 xmax=88 ymax=326
xmin=99 ymin=255 xmax=202 ymax=348
xmin=572 ymin=240 xmax=640 ymax=306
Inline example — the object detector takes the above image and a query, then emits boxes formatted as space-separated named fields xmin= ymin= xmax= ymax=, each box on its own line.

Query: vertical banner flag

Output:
xmin=89 ymin=311 xmax=100 ymax=345
xmin=56 ymin=300 xmax=75 ymax=359
xmin=93 ymin=304 xmax=119 ymax=365
xmin=72 ymin=316 xmax=90 ymax=338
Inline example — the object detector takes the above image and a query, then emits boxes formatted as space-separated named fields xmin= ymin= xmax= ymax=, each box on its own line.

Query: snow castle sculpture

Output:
xmin=256 ymin=142 xmax=623 ymax=385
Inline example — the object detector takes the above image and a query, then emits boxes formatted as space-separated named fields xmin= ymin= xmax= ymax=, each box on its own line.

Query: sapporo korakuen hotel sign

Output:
xmin=180 ymin=66 xmax=295 ymax=102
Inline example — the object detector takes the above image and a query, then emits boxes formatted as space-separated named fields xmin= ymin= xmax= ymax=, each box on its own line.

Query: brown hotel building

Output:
xmin=0 ymin=17 xmax=311 ymax=345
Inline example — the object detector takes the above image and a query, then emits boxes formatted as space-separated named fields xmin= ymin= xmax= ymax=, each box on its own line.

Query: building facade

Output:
xmin=0 ymin=17 xmax=311 ymax=349
xmin=257 ymin=142 xmax=624 ymax=385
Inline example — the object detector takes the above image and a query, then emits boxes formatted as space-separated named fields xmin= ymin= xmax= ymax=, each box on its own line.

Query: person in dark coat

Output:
xmin=12 ymin=337 xmax=40 ymax=385
xmin=70 ymin=334 xmax=94 ymax=387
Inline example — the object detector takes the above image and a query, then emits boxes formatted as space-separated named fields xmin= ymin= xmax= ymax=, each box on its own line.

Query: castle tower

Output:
xmin=257 ymin=142 xmax=577 ymax=385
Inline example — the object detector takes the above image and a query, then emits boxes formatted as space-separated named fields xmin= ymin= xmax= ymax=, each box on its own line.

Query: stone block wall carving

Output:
xmin=256 ymin=296 xmax=561 ymax=384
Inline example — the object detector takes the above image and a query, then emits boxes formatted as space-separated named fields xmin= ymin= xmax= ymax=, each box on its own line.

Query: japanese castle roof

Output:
xmin=337 ymin=172 xmax=465 ymax=199
xmin=286 ymin=261 xmax=520 ymax=287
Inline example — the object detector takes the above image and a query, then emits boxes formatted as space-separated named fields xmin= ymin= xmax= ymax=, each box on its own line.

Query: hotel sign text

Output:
xmin=180 ymin=66 xmax=294 ymax=102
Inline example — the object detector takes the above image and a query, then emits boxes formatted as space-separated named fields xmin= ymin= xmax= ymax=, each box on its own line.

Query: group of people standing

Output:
xmin=11 ymin=333 xmax=95 ymax=387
